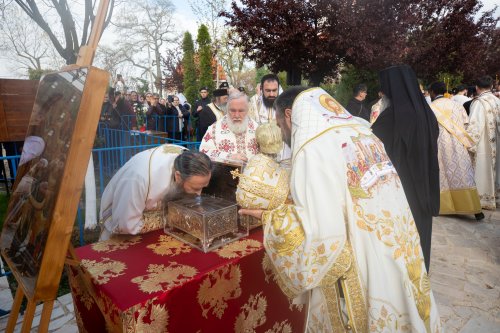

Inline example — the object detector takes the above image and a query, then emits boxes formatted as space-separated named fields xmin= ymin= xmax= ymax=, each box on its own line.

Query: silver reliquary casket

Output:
xmin=165 ymin=194 xmax=248 ymax=253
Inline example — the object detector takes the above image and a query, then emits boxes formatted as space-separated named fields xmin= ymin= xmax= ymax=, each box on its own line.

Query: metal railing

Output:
xmin=108 ymin=115 xmax=198 ymax=142
xmin=1 ymin=128 xmax=201 ymax=247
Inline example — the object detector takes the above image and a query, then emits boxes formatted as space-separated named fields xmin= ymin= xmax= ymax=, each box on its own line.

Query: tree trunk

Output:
xmin=286 ymin=67 xmax=302 ymax=85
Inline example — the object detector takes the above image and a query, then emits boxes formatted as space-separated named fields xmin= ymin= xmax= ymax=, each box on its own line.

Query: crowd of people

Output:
xmin=100 ymin=76 xmax=192 ymax=140
xmin=97 ymin=65 xmax=499 ymax=332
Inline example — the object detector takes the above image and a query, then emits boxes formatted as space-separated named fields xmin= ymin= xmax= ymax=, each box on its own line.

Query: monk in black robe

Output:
xmin=371 ymin=65 xmax=440 ymax=271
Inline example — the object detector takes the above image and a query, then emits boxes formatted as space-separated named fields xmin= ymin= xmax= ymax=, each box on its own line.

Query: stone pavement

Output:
xmin=0 ymin=210 xmax=498 ymax=332
xmin=429 ymin=210 xmax=500 ymax=332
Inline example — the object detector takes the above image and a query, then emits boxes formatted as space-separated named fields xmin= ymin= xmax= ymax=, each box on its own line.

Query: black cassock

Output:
xmin=371 ymin=65 xmax=440 ymax=272
xmin=197 ymin=104 xmax=220 ymax=141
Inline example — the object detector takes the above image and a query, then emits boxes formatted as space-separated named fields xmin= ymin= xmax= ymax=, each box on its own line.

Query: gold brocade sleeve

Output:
xmin=261 ymin=130 xmax=348 ymax=300
xmin=262 ymin=203 xmax=342 ymax=299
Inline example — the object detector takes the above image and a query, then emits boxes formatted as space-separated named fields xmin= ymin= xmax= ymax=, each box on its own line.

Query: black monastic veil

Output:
xmin=371 ymin=64 xmax=440 ymax=271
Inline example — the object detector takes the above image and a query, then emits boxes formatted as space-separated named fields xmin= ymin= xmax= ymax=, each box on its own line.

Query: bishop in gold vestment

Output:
xmin=241 ymin=87 xmax=441 ymax=332
xmin=429 ymin=91 xmax=481 ymax=215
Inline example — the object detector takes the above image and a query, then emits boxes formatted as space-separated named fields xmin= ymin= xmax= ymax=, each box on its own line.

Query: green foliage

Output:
xmin=255 ymin=66 xmax=268 ymax=85
xmin=277 ymin=72 xmax=288 ymax=90
xmin=182 ymin=31 xmax=198 ymax=104
xmin=254 ymin=67 xmax=288 ymax=90
xmin=28 ymin=68 xmax=53 ymax=80
xmin=197 ymin=24 xmax=211 ymax=47
xmin=334 ymin=65 xmax=379 ymax=107
xmin=436 ymin=72 xmax=464 ymax=92
xmin=197 ymin=25 xmax=215 ymax=93
xmin=320 ymin=80 xmax=337 ymax=98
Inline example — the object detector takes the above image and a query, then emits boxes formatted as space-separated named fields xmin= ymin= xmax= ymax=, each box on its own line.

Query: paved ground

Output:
xmin=429 ymin=210 xmax=500 ymax=332
xmin=0 ymin=210 xmax=498 ymax=332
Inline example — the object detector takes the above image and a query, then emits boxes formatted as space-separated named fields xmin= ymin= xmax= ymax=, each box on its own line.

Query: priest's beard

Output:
xmin=217 ymin=102 xmax=227 ymax=114
xmin=162 ymin=179 xmax=199 ymax=212
xmin=162 ymin=180 xmax=184 ymax=205
xmin=228 ymin=116 xmax=249 ymax=135
xmin=262 ymin=95 xmax=276 ymax=108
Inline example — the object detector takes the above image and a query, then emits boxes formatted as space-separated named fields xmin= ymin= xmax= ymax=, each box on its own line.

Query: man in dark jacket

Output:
xmin=168 ymin=95 xmax=190 ymax=140
xmin=108 ymin=90 xmax=135 ymax=130
xmin=196 ymin=84 xmax=228 ymax=141
xmin=146 ymin=93 xmax=166 ymax=131
xmin=346 ymin=83 xmax=371 ymax=121
xmin=192 ymin=87 xmax=211 ymax=139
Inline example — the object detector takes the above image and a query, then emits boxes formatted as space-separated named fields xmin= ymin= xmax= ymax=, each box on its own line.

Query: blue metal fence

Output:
xmin=1 ymin=127 xmax=201 ymax=247
xmin=115 ymin=115 xmax=197 ymax=142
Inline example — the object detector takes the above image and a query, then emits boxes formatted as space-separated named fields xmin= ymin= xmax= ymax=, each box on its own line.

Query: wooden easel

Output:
xmin=3 ymin=1 xmax=110 ymax=332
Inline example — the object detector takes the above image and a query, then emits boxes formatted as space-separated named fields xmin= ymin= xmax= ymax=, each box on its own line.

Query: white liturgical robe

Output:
xmin=248 ymin=95 xmax=292 ymax=161
xmin=199 ymin=115 xmax=259 ymax=161
xmin=261 ymin=88 xmax=440 ymax=332
xmin=467 ymin=91 xmax=500 ymax=210
xmin=99 ymin=144 xmax=186 ymax=240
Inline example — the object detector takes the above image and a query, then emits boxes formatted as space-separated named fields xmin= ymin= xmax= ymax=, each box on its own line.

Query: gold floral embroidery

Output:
xmin=261 ymin=254 xmax=298 ymax=300
xmin=248 ymin=155 xmax=278 ymax=180
xmin=264 ymin=320 xmax=292 ymax=333
xmin=234 ymin=155 xmax=290 ymax=211
xmin=136 ymin=303 xmax=169 ymax=332
xmin=308 ymin=310 xmax=330 ymax=333
xmin=197 ymin=264 xmax=242 ymax=318
xmin=355 ymin=205 xmax=432 ymax=327
xmin=262 ymin=254 xmax=274 ymax=283
xmin=321 ymin=243 xmax=368 ymax=333
xmin=368 ymin=301 xmax=412 ymax=332
xmin=216 ymin=239 xmax=262 ymax=259
xmin=147 ymin=234 xmax=191 ymax=256
xmin=268 ymin=170 xmax=291 ymax=210
xmin=234 ymin=293 xmax=267 ymax=333
xmin=162 ymin=144 xmax=185 ymax=154
xmin=407 ymin=259 xmax=432 ymax=327
xmin=73 ymin=306 xmax=90 ymax=333
xmin=236 ymin=172 xmax=278 ymax=200
xmin=141 ymin=209 xmax=164 ymax=233
xmin=81 ymin=257 xmax=126 ymax=285
xmin=95 ymin=290 xmax=122 ymax=332
xmin=68 ymin=268 xmax=95 ymax=310
xmin=265 ymin=205 xmax=305 ymax=257
xmin=91 ymin=235 xmax=142 ymax=253
xmin=131 ymin=262 xmax=198 ymax=294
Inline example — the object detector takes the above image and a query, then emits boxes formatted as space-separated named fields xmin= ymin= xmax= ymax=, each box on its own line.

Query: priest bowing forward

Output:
xmin=240 ymin=87 xmax=441 ymax=333
xmin=99 ymin=146 xmax=212 ymax=240
xmin=199 ymin=91 xmax=259 ymax=163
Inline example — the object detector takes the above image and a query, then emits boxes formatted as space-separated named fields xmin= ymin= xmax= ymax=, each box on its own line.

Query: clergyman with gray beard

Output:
xmin=199 ymin=91 xmax=260 ymax=164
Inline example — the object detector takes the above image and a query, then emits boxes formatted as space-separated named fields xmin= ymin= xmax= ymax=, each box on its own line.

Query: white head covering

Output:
xmin=291 ymin=88 xmax=358 ymax=158
xmin=19 ymin=136 xmax=46 ymax=166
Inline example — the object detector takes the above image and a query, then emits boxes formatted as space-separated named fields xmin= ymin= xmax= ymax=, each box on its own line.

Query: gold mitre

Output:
xmin=256 ymin=122 xmax=283 ymax=155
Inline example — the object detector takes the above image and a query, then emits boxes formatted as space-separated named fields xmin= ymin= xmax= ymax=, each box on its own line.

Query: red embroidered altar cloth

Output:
xmin=67 ymin=229 xmax=306 ymax=332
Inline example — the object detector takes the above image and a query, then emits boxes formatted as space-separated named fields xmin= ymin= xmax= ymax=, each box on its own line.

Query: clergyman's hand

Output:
xmin=229 ymin=153 xmax=248 ymax=162
xmin=238 ymin=209 xmax=263 ymax=220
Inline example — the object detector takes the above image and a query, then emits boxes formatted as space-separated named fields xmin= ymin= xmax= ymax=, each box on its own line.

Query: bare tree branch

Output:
xmin=0 ymin=5 xmax=64 ymax=75
xmin=112 ymin=0 xmax=176 ymax=95
xmin=14 ymin=0 xmax=116 ymax=65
